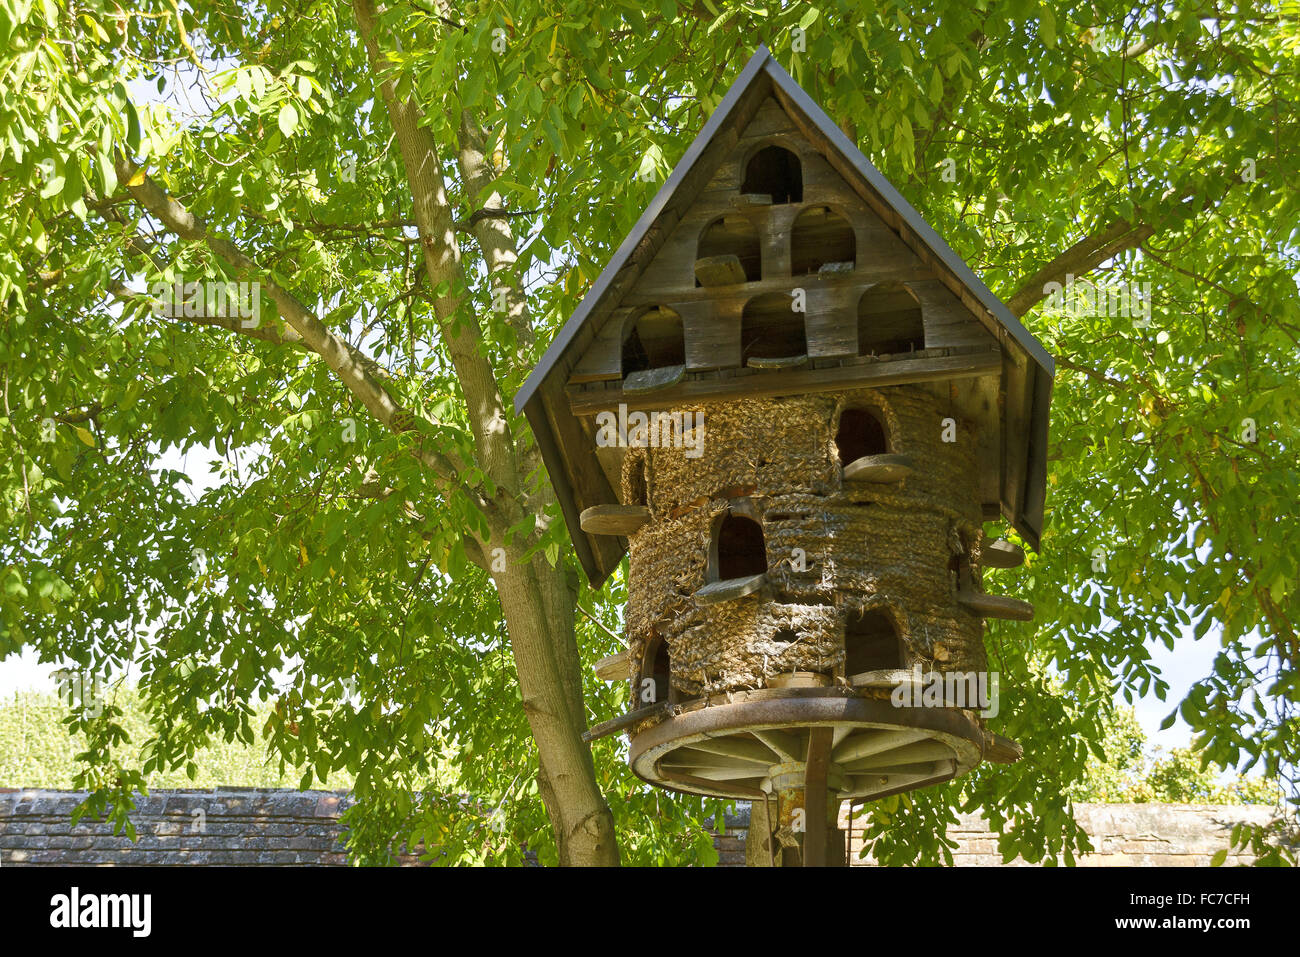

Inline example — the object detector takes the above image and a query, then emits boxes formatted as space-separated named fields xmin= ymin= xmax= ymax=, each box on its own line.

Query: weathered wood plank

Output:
xmin=580 ymin=504 xmax=650 ymax=536
xmin=753 ymin=728 xmax=804 ymax=762
xmin=593 ymin=651 xmax=631 ymax=681
xmin=569 ymin=350 xmax=1002 ymax=415
xmin=743 ymin=96 xmax=801 ymax=138
xmin=909 ymin=279 xmax=996 ymax=350
xmin=623 ymin=259 xmax=934 ymax=309
xmin=581 ymin=700 xmax=672 ymax=742
xmin=803 ymin=726 xmax=833 ymax=867
xmin=1001 ymin=349 xmax=1032 ymax=522
xmin=540 ymin=379 xmax=626 ymax=581
xmin=668 ymin=746 xmax=773 ymax=770
xmin=658 ymin=763 xmax=766 ymax=782
xmin=805 ymin=283 xmax=860 ymax=359
xmin=831 ymin=728 xmax=928 ymax=765
xmin=677 ymin=299 xmax=736 ymax=371
xmin=841 ymin=739 xmax=955 ymax=773
xmin=983 ymin=539 xmax=1025 ymax=569
xmin=848 ymin=763 xmax=952 ymax=799
xmin=684 ymin=737 xmax=779 ymax=766
xmin=748 ymin=353 xmax=808 ymax=370
xmin=846 ymin=668 xmax=922 ymax=689
xmin=568 ymin=307 xmax=628 ymax=382
xmin=593 ymin=443 xmax=626 ymax=506
xmin=982 ymin=731 xmax=1023 ymax=764
xmin=694 ymin=254 xmax=749 ymax=287
xmin=623 ymin=363 xmax=686 ymax=394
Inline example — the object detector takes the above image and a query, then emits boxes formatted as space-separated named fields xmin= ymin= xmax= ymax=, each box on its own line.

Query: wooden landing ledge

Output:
xmin=582 ymin=701 xmax=673 ymax=743
xmin=568 ymin=348 xmax=1001 ymax=415
xmin=694 ymin=254 xmax=749 ymax=287
xmin=957 ymin=590 xmax=1035 ymax=621
xmin=982 ymin=731 xmax=1023 ymax=764
xmin=983 ymin=539 xmax=1026 ymax=568
xmin=593 ymin=651 xmax=631 ymax=681
xmin=580 ymin=505 xmax=650 ymax=536
xmin=623 ymin=364 xmax=685 ymax=395
xmin=747 ymin=353 xmax=809 ymax=371
xmin=843 ymin=452 xmax=913 ymax=483
xmin=847 ymin=668 xmax=924 ymax=690
xmin=694 ymin=572 xmax=767 ymax=606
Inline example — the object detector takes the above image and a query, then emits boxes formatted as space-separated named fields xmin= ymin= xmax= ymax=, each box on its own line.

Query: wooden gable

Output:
xmin=565 ymin=96 xmax=997 ymax=387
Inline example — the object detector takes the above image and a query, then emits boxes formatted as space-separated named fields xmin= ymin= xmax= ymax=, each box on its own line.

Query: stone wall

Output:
xmin=712 ymin=802 xmax=1280 ymax=866
xmin=0 ymin=788 xmax=360 ymax=866
xmin=0 ymin=788 xmax=1278 ymax=866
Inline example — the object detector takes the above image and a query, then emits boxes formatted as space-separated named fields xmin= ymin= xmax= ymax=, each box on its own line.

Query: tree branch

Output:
xmin=111 ymin=154 xmax=488 ymax=513
xmin=1006 ymin=219 xmax=1154 ymax=317
xmin=352 ymin=0 xmax=522 ymax=507
xmin=1005 ymin=166 xmax=1245 ymax=317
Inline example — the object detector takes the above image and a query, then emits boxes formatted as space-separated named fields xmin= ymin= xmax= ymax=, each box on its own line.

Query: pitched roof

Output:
xmin=516 ymin=46 xmax=1053 ymax=585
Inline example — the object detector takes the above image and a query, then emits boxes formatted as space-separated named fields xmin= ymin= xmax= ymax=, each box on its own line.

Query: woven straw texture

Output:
xmin=622 ymin=384 xmax=989 ymax=699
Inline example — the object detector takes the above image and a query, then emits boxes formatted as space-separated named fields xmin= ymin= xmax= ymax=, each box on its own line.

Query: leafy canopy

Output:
xmin=0 ymin=0 xmax=1296 ymax=863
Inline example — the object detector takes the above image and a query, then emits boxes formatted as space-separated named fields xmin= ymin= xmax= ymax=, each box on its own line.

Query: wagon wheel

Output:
xmin=631 ymin=696 xmax=983 ymax=867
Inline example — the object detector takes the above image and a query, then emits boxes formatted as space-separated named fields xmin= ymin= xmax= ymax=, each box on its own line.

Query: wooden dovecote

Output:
xmin=516 ymin=47 xmax=1054 ymax=866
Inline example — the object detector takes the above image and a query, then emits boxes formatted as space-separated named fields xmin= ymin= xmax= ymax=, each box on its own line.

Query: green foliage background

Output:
xmin=0 ymin=0 xmax=1296 ymax=864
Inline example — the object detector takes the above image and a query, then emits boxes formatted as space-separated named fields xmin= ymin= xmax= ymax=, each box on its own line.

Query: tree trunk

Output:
xmin=492 ymin=549 xmax=619 ymax=865
xmin=352 ymin=0 xmax=619 ymax=865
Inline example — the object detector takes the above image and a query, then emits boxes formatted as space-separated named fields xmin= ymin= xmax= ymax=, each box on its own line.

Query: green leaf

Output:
xmin=1040 ymin=8 xmax=1056 ymax=47
xmin=277 ymin=102 xmax=298 ymax=137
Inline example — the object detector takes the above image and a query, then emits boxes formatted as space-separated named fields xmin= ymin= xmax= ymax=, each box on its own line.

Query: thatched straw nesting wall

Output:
xmin=622 ymin=384 xmax=988 ymax=700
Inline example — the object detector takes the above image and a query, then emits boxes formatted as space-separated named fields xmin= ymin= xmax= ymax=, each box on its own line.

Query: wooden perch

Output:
xmin=582 ymin=701 xmax=672 ymax=743
xmin=847 ymin=668 xmax=923 ymax=690
xmin=843 ymin=453 xmax=913 ymax=483
xmin=695 ymin=572 xmax=767 ymax=606
xmin=694 ymin=254 xmax=748 ymax=287
xmin=983 ymin=539 xmax=1025 ymax=568
xmin=817 ymin=260 xmax=855 ymax=275
xmin=623 ymin=364 xmax=685 ymax=394
xmin=982 ymin=731 xmax=1023 ymax=764
xmin=747 ymin=353 xmax=809 ymax=370
xmin=957 ymin=590 xmax=1035 ymax=621
xmin=593 ymin=651 xmax=631 ymax=681
xmin=580 ymin=505 xmax=650 ymax=536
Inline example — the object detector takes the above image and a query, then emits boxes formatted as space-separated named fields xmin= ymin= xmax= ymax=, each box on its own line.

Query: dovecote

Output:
xmin=516 ymin=47 xmax=1054 ymax=867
